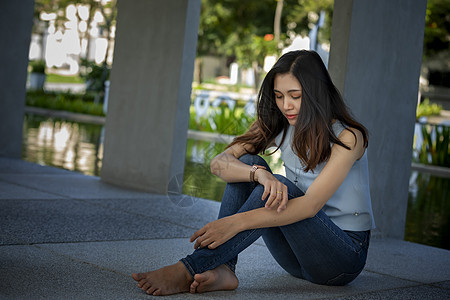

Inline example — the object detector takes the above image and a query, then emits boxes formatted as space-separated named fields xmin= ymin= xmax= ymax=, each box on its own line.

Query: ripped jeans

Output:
xmin=181 ymin=154 xmax=370 ymax=286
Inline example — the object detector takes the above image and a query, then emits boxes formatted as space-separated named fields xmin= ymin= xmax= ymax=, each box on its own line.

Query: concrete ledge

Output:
xmin=24 ymin=106 xmax=106 ymax=125
xmin=411 ymin=162 xmax=450 ymax=178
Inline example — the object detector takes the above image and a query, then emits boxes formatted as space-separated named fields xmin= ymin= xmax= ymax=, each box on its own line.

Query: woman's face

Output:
xmin=274 ymin=73 xmax=302 ymax=126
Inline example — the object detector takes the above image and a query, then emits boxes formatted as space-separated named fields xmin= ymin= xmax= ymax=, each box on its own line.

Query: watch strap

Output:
xmin=250 ymin=164 xmax=266 ymax=183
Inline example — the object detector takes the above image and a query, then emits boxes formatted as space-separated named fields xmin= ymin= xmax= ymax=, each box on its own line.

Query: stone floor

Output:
xmin=0 ymin=157 xmax=449 ymax=299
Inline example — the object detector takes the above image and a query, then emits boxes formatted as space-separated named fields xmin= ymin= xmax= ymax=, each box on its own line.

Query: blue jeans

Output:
xmin=181 ymin=154 xmax=370 ymax=286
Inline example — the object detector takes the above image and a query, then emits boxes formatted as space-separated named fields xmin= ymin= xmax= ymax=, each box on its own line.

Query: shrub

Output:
xmin=189 ymin=103 xmax=255 ymax=135
xmin=29 ymin=60 xmax=46 ymax=74
xmin=415 ymin=123 xmax=450 ymax=167
xmin=26 ymin=90 xmax=105 ymax=116
xmin=417 ymin=99 xmax=442 ymax=118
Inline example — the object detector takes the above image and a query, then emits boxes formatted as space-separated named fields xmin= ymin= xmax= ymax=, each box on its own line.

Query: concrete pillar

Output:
xmin=0 ymin=1 xmax=34 ymax=158
xmin=329 ymin=0 xmax=427 ymax=238
xmin=101 ymin=0 xmax=201 ymax=194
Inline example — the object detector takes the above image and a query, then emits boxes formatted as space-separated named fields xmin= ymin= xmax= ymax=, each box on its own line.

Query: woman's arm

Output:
xmin=210 ymin=139 xmax=277 ymax=183
xmin=210 ymin=143 xmax=256 ymax=183
xmin=192 ymin=128 xmax=365 ymax=249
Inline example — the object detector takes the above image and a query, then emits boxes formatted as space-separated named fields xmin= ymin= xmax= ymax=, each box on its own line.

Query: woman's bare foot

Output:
xmin=131 ymin=261 xmax=192 ymax=296
xmin=189 ymin=264 xmax=239 ymax=294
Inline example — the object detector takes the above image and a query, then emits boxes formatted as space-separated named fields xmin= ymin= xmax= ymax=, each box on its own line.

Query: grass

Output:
xmin=46 ymin=73 xmax=84 ymax=84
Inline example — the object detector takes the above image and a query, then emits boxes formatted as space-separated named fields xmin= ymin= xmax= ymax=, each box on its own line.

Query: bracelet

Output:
xmin=250 ymin=164 xmax=266 ymax=183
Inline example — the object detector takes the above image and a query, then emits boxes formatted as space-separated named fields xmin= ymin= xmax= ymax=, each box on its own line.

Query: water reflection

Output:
xmin=22 ymin=114 xmax=103 ymax=175
xmin=405 ymin=172 xmax=450 ymax=250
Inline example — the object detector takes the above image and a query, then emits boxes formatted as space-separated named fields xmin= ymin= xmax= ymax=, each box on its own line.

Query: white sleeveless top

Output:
xmin=274 ymin=122 xmax=376 ymax=231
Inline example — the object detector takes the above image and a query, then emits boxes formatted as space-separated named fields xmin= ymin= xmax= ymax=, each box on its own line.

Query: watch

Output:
xmin=250 ymin=164 xmax=266 ymax=183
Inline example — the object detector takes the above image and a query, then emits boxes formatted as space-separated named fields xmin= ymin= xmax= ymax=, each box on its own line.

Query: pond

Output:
xmin=22 ymin=113 xmax=450 ymax=250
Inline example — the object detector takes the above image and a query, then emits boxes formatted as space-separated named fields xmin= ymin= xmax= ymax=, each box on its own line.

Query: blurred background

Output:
xmin=22 ymin=0 xmax=449 ymax=250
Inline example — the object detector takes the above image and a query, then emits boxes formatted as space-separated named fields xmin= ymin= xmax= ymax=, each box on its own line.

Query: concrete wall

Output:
xmin=194 ymin=56 xmax=229 ymax=82
xmin=101 ymin=0 xmax=201 ymax=194
xmin=329 ymin=0 xmax=427 ymax=238
xmin=0 ymin=1 xmax=34 ymax=158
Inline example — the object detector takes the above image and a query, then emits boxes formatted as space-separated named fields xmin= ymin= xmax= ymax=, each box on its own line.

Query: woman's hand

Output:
xmin=190 ymin=216 xmax=241 ymax=249
xmin=255 ymin=169 xmax=288 ymax=213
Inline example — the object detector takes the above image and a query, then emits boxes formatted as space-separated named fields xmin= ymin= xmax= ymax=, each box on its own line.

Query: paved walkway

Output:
xmin=0 ymin=157 xmax=449 ymax=299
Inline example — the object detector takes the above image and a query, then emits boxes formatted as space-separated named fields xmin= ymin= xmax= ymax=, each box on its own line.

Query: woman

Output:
xmin=132 ymin=50 xmax=375 ymax=296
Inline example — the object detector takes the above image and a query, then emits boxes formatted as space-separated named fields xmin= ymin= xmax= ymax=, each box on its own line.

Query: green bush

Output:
xmin=189 ymin=103 xmax=255 ymax=135
xmin=417 ymin=99 xmax=442 ymax=118
xmin=79 ymin=59 xmax=110 ymax=93
xmin=29 ymin=60 xmax=46 ymax=74
xmin=26 ymin=90 xmax=105 ymax=116
xmin=415 ymin=123 xmax=450 ymax=167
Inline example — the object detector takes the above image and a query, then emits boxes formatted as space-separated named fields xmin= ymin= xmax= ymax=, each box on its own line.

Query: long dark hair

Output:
xmin=229 ymin=50 xmax=368 ymax=172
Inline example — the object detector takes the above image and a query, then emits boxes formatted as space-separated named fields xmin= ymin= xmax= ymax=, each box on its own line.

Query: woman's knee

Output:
xmin=239 ymin=154 xmax=269 ymax=169
xmin=273 ymin=174 xmax=290 ymax=184
xmin=273 ymin=174 xmax=304 ymax=197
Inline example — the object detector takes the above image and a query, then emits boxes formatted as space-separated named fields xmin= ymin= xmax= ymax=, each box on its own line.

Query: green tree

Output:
xmin=196 ymin=0 xmax=290 ymax=87
xmin=196 ymin=0 xmax=333 ymax=87
xmin=196 ymin=0 xmax=275 ymax=85
xmin=423 ymin=0 xmax=450 ymax=58
xmin=283 ymin=0 xmax=334 ymax=45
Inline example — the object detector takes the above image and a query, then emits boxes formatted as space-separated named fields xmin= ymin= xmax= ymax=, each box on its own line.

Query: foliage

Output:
xmin=198 ymin=0 xmax=278 ymax=57
xmin=189 ymin=104 xmax=255 ymax=136
xmin=416 ymin=99 xmax=443 ymax=118
xmin=29 ymin=60 xmax=46 ymax=74
xmin=415 ymin=123 xmax=450 ymax=167
xmin=197 ymin=0 xmax=448 ymax=70
xmin=198 ymin=0 xmax=334 ymax=59
xmin=26 ymin=90 xmax=104 ymax=116
xmin=423 ymin=0 xmax=450 ymax=58
xmin=229 ymin=34 xmax=278 ymax=69
xmin=284 ymin=0 xmax=334 ymax=45
xmin=196 ymin=0 xmax=334 ymax=87
xmin=79 ymin=59 xmax=110 ymax=93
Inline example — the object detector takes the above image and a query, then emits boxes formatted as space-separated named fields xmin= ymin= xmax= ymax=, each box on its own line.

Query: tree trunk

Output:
xmin=252 ymin=61 xmax=260 ymax=92
xmin=195 ymin=57 xmax=203 ymax=84
xmin=84 ymin=3 xmax=97 ymax=60
xmin=274 ymin=0 xmax=284 ymax=42
xmin=99 ymin=0 xmax=116 ymax=65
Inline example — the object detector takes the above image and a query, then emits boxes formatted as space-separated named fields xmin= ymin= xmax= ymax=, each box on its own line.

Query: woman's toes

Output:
xmin=152 ymin=289 xmax=162 ymax=296
xmin=194 ymin=273 xmax=208 ymax=283
xmin=137 ymin=279 xmax=146 ymax=288
xmin=141 ymin=282 xmax=151 ymax=291
xmin=190 ymin=280 xmax=199 ymax=293
xmin=131 ymin=273 xmax=142 ymax=281
xmin=146 ymin=287 xmax=157 ymax=295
